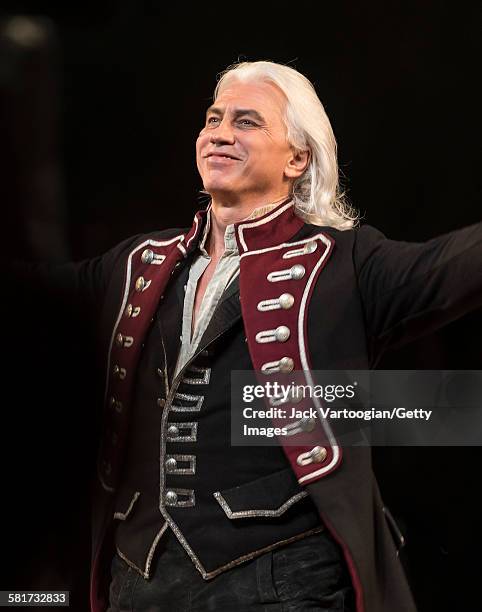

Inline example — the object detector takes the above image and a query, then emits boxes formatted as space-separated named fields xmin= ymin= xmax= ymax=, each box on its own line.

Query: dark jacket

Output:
xmin=56 ymin=200 xmax=481 ymax=612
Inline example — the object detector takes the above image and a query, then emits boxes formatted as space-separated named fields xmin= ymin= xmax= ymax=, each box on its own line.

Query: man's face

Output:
xmin=196 ymin=80 xmax=296 ymax=204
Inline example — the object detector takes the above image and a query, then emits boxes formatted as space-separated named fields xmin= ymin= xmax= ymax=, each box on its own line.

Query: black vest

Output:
xmin=112 ymin=254 xmax=323 ymax=579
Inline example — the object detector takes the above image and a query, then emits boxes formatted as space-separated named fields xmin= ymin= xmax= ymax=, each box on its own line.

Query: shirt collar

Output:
xmin=199 ymin=201 xmax=282 ymax=256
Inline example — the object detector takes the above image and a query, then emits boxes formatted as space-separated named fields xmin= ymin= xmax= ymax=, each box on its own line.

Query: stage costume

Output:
xmin=83 ymin=199 xmax=482 ymax=611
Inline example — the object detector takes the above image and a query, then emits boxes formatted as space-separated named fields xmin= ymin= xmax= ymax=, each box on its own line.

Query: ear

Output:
xmin=284 ymin=148 xmax=310 ymax=179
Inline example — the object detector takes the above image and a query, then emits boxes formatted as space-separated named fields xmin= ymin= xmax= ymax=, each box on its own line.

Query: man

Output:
xmin=38 ymin=61 xmax=480 ymax=611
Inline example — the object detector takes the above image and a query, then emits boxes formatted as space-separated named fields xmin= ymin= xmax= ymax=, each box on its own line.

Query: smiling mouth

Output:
xmin=207 ymin=154 xmax=240 ymax=160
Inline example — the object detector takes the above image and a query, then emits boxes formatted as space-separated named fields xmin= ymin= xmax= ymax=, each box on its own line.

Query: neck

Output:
xmin=207 ymin=193 xmax=290 ymax=257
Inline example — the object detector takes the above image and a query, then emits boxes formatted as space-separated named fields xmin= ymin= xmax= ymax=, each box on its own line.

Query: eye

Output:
xmin=207 ymin=116 xmax=219 ymax=125
xmin=238 ymin=119 xmax=256 ymax=126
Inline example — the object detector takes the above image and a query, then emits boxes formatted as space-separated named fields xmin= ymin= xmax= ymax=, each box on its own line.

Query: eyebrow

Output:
xmin=206 ymin=106 xmax=266 ymax=123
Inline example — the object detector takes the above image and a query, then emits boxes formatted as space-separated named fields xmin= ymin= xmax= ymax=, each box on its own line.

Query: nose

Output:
xmin=210 ymin=116 xmax=235 ymax=145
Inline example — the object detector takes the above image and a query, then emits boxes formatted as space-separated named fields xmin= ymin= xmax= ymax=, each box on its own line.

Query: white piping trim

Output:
xmin=113 ymin=491 xmax=140 ymax=520
xmin=186 ymin=215 xmax=200 ymax=248
xmin=297 ymin=233 xmax=340 ymax=483
xmin=145 ymin=522 xmax=169 ymax=576
xmin=115 ymin=546 xmax=145 ymax=576
xmin=213 ymin=490 xmax=308 ymax=518
xmin=226 ymin=268 xmax=240 ymax=290
xmin=100 ymin=234 xmax=184 ymax=492
xmin=115 ymin=521 xmax=168 ymax=579
xmin=237 ymin=200 xmax=294 ymax=253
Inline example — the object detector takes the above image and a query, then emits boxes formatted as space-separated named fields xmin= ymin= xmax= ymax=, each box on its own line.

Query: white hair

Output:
xmin=213 ymin=61 xmax=358 ymax=230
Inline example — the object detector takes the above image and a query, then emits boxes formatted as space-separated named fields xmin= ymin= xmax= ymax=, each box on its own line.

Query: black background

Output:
xmin=0 ymin=1 xmax=481 ymax=610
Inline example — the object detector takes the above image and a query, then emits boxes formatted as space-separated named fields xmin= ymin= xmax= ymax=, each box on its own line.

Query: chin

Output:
xmin=203 ymin=180 xmax=239 ymax=197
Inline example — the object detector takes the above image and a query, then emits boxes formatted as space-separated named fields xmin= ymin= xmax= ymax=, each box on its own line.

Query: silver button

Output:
xmin=171 ymin=262 xmax=182 ymax=275
xmin=116 ymin=333 xmax=134 ymax=348
xmin=112 ymin=365 xmax=127 ymax=380
xmin=165 ymin=490 xmax=178 ymax=504
xmin=157 ymin=368 xmax=164 ymax=379
xmin=279 ymin=356 xmax=294 ymax=373
xmin=290 ymin=264 xmax=305 ymax=280
xmin=109 ymin=397 xmax=123 ymax=413
xmin=292 ymin=387 xmax=305 ymax=403
xmin=141 ymin=249 xmax=166 ymax=265
xmin=166 ymin=458 xmax=177 ymax=470
xmin=141 ymin=248 xmax=154 ymax=264
xmin=303 ymin=241 xmax=318 ymax=254
xmin=283 ymin=416 xmax=317 ymax=437
xmin=167 ymin=425 xmax=179 ymax=436
xmin=310 ymin=446 xmax=327 ymax=462
xmin=300 ymin=417 xmax=316 ymax=432
xmin=157 ymin=398 xmax=166 ymax=408
xmin=279 ymin=293 xmax=295 ymax=309
xmin=125 ymin=303 xmax=141 ymax=318
xmin=275 ymin=326 xmax=291 ymax=342
xmin=135 ymin=276 xmax=146 ymax=292
xmin=269 ymin=385 xmax=304 ymax=406
xmin=261 ymin=357 xmax=294 ymax=375
xmin=296 ymin=446 xmax=327 ymax=466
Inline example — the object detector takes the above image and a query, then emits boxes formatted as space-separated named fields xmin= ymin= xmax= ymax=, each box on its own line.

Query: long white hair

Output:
xmin=214 ymin=61 xmax=358 ymax=230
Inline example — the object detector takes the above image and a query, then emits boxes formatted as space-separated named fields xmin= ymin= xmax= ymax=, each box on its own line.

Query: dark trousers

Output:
xmin=108 ymin=527 xmax=355 ymax=611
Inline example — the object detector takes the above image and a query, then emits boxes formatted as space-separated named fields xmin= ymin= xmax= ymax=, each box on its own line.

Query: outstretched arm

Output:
xmin=354 ymin=222 xmax=482 ymax=365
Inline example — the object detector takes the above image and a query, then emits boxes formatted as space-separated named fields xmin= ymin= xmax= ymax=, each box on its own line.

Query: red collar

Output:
xmin=180 ymin=198 xmax=305 ymax=256
xmin=234 ymin=198 xmax=304 ymax=253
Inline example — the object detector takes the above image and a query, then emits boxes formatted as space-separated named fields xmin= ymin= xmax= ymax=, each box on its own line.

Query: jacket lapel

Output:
xmin=156 ymin=261 xmax=190 ymax=384
xmin=156 ymin=250 xmax=243 ymax=379
xmin=196 ymin=198 xmax=313 ymax=352
xmin=195 ymin=274 xmax=242 ymax=353
xmin=157 ymin=198 xmax=318 ymax=374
